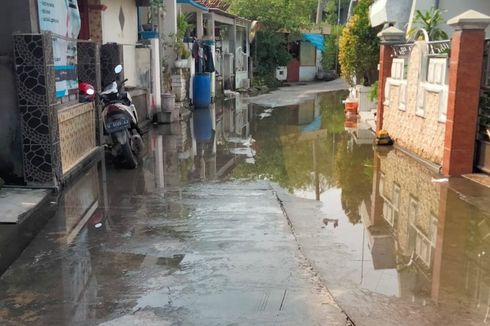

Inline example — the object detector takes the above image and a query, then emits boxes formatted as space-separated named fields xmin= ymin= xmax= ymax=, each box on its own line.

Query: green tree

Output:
xmin=254 ymin=30 xmax=291 ymax=78
xmin=322 ymin=25 xmax=342 ymax=71
xmin=324 ymin=0 xmax=350 ymax=25
xmin=230 ymin=0 xmax=317 ymax=31
xmin=338 ymin=0 xmax=379 ymax=85
xmin=409 ymin=8 xmax=448 ymax=41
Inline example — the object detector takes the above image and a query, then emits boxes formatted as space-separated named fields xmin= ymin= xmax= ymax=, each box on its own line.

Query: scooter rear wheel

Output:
xmin=121 ymin=136 xmax=138 ymax=169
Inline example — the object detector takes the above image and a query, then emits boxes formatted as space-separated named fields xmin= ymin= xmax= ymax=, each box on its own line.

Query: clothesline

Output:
xmin=192 ymin=40 xmax=215 ymax=74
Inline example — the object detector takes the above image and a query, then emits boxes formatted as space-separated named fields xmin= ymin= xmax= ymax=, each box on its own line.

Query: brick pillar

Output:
xmin=376 ymin=27 xmax=405 ymax=132
xmin=442 ymin=10 xmax=490 ymax=176
xmin=370 ymin=152 xmax=384 ymax=225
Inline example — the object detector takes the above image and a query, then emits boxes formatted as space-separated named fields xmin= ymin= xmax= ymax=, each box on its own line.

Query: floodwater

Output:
xmin=0 ymin=89 xmax=490 ymax=325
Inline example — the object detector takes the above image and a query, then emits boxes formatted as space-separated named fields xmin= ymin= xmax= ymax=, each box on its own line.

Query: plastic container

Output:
xmin=344 ymin=99 xmax=359 ymax=114
xmin=193 ymin=107 xmax=213 ymax=142
xmin=193 ymin=73 xmax=211 ymax=107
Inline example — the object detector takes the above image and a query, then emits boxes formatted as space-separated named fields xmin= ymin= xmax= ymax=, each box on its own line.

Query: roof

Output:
xmin=177 ymin=0 xmax=209 ymax=12
xmin=197 ymin=0 xmax=231 ymax=11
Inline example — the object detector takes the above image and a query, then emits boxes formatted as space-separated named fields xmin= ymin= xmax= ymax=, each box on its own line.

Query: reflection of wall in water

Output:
xmin=375 ymin=148 xmax=490 ymax=319
xmin=58 ymin=164 xmax=103 ymax=322
xmin=378 ymin=150 xmax=439 ymax=267
xmin=61 ymin=165 xmax=101 ymax=241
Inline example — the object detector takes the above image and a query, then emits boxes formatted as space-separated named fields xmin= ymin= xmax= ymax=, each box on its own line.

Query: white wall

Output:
xmin=439 ymin=0 xmax=490 ymax=36
xmin=410 ymin=0 xmax=490 ymax=38
xmin=299 ymin=67 xmax=317 ymax=81
xmin=101 ymin=0 xmax=138 ymax=86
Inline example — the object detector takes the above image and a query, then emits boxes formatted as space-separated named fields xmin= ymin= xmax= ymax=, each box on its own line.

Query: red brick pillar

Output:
xmin=442 ymin=11 xmax=490 ymax=176
xmin=370 ymin=153 xmax=384 ymax=225
xmin=376 ymin=27 xmax=405 ymax=132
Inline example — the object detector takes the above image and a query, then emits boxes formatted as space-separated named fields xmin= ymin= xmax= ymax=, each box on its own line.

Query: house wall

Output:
xmin=101 ymin=0 xmax=138 ymax=86
xmin=299 ymin=43 xmax=319 ymax=82
xmin=0 ymin=0 xmax=39 ymax=182
xmin=382 ymin=40 xmax=448 ymax=165
xmin=299 ymin=67 xmax=316 ymax=81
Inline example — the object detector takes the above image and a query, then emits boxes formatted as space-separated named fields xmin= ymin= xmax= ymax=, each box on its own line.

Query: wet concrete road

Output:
xmin=2 ymin=87 xmax=490 ymax=325
xmin=0 ymin=168 xmax=346 ymax=325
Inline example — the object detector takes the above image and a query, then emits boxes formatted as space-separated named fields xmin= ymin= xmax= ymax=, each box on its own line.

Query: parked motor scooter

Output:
xmin=80 ymin=65 xmax=144 ymax=168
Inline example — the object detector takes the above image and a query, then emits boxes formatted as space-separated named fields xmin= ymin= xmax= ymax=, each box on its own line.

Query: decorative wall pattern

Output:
xmin=78 ymin=41 xmax=103 ymax=145
xmin=58 ymin=102 xmax=97 ymax=174
xmin=101 ymin=43 xmax=124 ymax=87
xmin=384 ymin=41 xmax=447 ymax=165
xmin=77 ymin=42 xmax=101 ymax=90
xmin=14 ymin=33 xmax=62 ymax=186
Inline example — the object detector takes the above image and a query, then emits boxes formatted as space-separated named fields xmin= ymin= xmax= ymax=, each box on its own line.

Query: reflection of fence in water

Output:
xmin=476 ymin=40 xmax=490 ymax=172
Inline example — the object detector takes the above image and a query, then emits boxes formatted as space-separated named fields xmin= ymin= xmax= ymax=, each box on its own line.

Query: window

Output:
xmin=379 ymin=173 xmax=385 ymax=196
xmin=429 ymin=214 xmax=438 ymax=245
xmin=408 ymin=196 xmax=418 ymax=226
xmin=391 ymin=58 xmax=405 ymax=80
xmin=427 ymin=58 xmax=447 ymax=85
xmin=415 ymin=231 xmax=432 ymax=266
xmin=392 ymin=184 xmax=401 ymax=226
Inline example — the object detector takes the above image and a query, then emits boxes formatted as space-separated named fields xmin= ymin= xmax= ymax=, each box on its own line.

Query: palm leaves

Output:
xmin=409 ymin=8 xmax=448 ymax=41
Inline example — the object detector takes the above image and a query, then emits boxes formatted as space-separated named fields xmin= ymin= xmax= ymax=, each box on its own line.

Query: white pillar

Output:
xmin=197 ymin=11 xmax=204 ymax=39
xmin=163 ymin=0 xmax=178 ymax=65
xmin=232 ymin=21 xmax=237 ymax=81
xmin=246 ymin=25 xmax=251 ymax=79
xmin=205 ymin=13 xmax=216 ymax=98
xmin=151 ymin=38 xmax=162 ymax=110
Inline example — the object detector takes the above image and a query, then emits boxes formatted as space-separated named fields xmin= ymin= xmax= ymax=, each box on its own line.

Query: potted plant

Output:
xmin=177 ymin=13 xmax=191 ymax=42
xmin=142 ymin=0 xmax=165 ymax=32
xmin=174 ymin=42 xmax=191 ymax=68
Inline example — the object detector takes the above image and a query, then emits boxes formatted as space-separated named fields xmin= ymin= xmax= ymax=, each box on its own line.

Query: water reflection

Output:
xmin=221 ymin=90 xmax=490 ymax=323
xmin=367 ymin=148 xmax=490 ymax=321
xmin=3 ymin=89 xmax=490 ymax=324
xmin=231 ymin=91 xmax=374 ymax=223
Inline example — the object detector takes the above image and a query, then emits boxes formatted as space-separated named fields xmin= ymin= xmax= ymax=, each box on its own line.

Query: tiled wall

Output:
xmin=100 ymin=43 xmax=124 ymax=87
xmin=77 ymin=42 xmax=101 ymax=91
xmin=78 ymin=41 xmax=103 ymax=145
xmin=14 ymin=33 xmax=99 ymax=186
xmin=14 ymin=33 xmax=62 ymax=186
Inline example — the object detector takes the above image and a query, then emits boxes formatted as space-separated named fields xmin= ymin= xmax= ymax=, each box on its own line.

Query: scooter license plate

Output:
xmin=106 ymin=118 xmax=130 ymax=132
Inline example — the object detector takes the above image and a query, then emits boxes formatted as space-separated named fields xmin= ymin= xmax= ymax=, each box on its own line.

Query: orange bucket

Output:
xmin=344 ymin=100 xmax=358 ymax=114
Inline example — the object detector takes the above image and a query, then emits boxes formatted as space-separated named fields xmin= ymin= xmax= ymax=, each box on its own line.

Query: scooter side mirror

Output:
xmin=114 ymin=65 xmax=123 ymax=74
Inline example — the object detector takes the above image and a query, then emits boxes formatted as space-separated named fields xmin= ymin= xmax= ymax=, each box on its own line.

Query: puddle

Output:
xmin=2 ymin=88 xmax=490 ymax=325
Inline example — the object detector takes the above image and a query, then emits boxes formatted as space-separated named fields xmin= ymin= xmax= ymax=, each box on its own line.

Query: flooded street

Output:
xmin=1 ymin=89 xmax=490 ymax=325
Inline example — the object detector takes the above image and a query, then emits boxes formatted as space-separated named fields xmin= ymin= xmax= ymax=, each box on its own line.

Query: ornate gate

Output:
xmin=476 ymin=40 xmax=490 ymax=173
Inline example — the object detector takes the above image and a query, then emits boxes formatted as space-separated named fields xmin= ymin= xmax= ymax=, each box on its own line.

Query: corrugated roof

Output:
xmin=197 ymin=0 xmax=230 ymax=11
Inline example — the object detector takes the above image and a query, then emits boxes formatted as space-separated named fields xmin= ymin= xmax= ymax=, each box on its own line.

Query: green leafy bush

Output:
xmin=338 ymin=0 xmax=379 ymax=86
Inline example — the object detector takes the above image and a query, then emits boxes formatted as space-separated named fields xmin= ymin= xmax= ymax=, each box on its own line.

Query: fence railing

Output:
xmin=482 ymin=39 xmax=490 ymax=89
xmin=392 ymin=43 xmax=414 ymax=58
xmin=392 ymin=39 xmax=451 ymax=58
xmin=427 ymin=40 xmax=450 ymax=57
